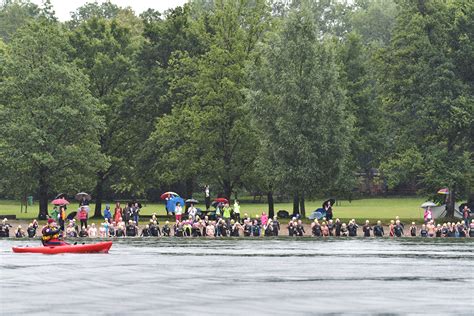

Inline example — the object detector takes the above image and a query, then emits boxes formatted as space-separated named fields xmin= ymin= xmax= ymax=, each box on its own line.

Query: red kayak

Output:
xmin=12 ymin=241 xmax=112 ymax=254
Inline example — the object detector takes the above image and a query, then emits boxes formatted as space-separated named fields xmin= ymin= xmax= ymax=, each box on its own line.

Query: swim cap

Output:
xmin=47 ymin=218 xmax=54 ymax=224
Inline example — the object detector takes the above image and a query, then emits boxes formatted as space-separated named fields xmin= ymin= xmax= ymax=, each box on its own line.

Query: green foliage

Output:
xmin=379 ymin=0 xmax=473 ymax=202
xmin=0 ymin=20 xmax=106 ymax=210
xmin=0 ymin=0 xmax=40 ymax=42
xmin=250 ymin=4 xmax=353 ymax=200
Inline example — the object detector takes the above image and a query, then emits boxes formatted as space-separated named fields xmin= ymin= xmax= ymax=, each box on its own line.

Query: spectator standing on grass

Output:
xmin=78 ymin=207 xmax=88 ymax=228
xmin=133 ymin=202 xmax=140 ymax=224
xmin=103 ymin=205 xmax=112 ymax=223
xmin=114 ymin=202 xmax=123 ymax=223
xmin=175 ymin=202 xmax=183 ymax=222
xmin=205 ymin=185 xmax=211 ymax=210
xmin=424 ymin=207 xmax=433 ymax=224
xmin=233 ymin=200 xmax=241 ymax=222
xmin=462 ymin=206 xmax=470 ymax=227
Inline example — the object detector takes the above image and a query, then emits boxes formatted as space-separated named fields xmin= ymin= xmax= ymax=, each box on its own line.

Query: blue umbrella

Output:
xmin=166 ymin=197 xmax=185 ymax=213
xmin=308 ymin=208 xmax=326 ymax=220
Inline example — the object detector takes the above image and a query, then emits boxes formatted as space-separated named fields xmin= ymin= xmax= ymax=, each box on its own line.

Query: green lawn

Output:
xmin=0 ymin=197 xmax=426 ymax=221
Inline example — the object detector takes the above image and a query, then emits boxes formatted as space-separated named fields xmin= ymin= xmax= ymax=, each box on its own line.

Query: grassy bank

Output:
xmin=0 ymin=197 xmax=425 ymax=221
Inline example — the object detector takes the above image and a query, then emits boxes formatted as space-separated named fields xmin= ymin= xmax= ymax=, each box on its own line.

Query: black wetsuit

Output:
xmin=126 ymin=225 xmax=137 ymax=237
xmin=348 ymin=224 xmax=358 ymax=237
xmin=373 ymin=225 xmax=384 ymax=237
xmin=335 ymin=222 xmax=342 ymax=237
xmin=312 ymin=224 xmax=321 ymax=237
xmin=410 ymin=226 xmax=417 ymax=237
xmin=436 ymin=229 xmax=442 ymax=237
xmin=140 ymin=228 xmax=150 ymax=237
xmin=265 ymin=226 xmax=273 ymax=236
xmin=272 ymin=221 xmax=280 ymax=236
xmin=420 ymin=229 xmax=428 ymax=237
xmin=244 ymin=224 xmax=252 ymax=237
xmin=27 ymin=227 xmax=36 ymax=238
xmin=469 ymin=227 xmax=474 ymax=238
xmin=79 ymin=230 xmax=88 ymax=237
xmin=109 ymin=226 xmax=115 ymax=237
xmin=296 ymin=224 xmax=305 ymax=236
xmin=394 ymin=225 xmax=403 ymax=237
xmin=363 ymin=225 xmax=371 ymax=237
xmin=162 ymin=225 xmax=171 ymax=237
xmin=150 ymin=224 xmax=160 ymax=236
xmin=288 ymin=224 xmax=296 ymax=237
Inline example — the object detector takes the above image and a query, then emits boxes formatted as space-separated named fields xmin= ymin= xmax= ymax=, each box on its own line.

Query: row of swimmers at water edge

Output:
xmin=308 ymin=217 xmax=474 ymax=237
xmin=2 ymin=216 xmax=474 ymax=240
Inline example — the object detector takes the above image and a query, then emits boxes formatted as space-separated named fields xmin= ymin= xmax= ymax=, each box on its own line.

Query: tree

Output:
xmin=249 ymin=4 xmax=353 ymax=217
xmin=379 ymin=0 xmax=473 ymax=216
xmin=0 ymin=20 xmax=105 ymax=219
xmin=68 ymin=10 xmax=143 ymax=217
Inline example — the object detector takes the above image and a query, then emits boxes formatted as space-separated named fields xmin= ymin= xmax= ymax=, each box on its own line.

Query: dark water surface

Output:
xmin=1 ymin=238 xmax=473 ymax=315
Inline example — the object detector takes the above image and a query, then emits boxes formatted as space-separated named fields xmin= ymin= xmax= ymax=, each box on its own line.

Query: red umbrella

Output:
xmin=51 ymin=198 xmax=69 ymax=205
xmin=214 ymin=197 xmax=229 ymax=204
xmin=160 ymin=192 xmax=179 ymax=200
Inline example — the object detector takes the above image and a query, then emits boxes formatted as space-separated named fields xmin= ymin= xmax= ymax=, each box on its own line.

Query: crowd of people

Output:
xmin=1 ymin=200 xmax=473 ymax=239
xmin=2 ymin=215 xmax=474 ymax=240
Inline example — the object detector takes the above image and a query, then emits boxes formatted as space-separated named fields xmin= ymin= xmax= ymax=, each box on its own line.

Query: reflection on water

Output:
xmin=1 ymin=238 xmax=473 ymax=315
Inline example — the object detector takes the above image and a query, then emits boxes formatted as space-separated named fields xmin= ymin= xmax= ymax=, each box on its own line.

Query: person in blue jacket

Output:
xmin=103 ymin=204 xmax=112 ymax=223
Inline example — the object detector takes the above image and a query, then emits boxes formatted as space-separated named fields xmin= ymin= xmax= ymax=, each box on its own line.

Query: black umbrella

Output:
xmin=66 ymin=211 xmax=77 ymax=220
xmin=55 ymin=193 xmax=66 ymax=199
xmin=211 ymin=201 xmax=223 ymax=208
xmin=185 ymin=199 xmax=199 ymax=204
xmin=322 ymin=199 xmax=336 ymax=208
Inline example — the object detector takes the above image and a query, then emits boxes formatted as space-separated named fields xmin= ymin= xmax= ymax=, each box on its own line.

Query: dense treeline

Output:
xmin=0 ymin=0 xmax=472 ymax=219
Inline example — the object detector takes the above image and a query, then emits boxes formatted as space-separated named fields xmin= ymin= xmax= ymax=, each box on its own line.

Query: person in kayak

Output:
xmin=42 ymin=219 xmax=67 ymax=246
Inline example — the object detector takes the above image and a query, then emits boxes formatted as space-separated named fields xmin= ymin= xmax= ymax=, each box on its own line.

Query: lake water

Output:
xmin=1 ymin=238 xmax=473 ymax=315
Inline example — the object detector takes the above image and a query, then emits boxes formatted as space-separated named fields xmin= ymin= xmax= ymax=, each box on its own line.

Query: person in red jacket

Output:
xmin=42 ymin=218 xmax=66 ymax=246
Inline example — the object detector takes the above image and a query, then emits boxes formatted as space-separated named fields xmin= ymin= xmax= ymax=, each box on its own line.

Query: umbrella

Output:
xmin=51 ymin=198 xmax=69 ymax=205
xmin=421 ymin=201 xmax=437 ymax=208
xmin=308 ymin=208 xmax=326 ymax=220
xmin=211 ymin=201 xmax=224 ymax=208
xmin=185 ymin=199 xmax=199 ymax=204
xmin=75 ymin=192 xmax=91 ymax=201
xmin=322 ymin=199 xmax=336 ymax=208
xmin=66 ymin=211 xmax=77 ymax=220
xmin=55 ymin=193 xmax=66 ymax=199
xmin=214 ymin=197 xmax=228 ymax=204
xmin=166 ymin=196 xmax=185 ymax=213
xmin=437 ymin=188 xmax=449 ymax=195
xmin=160 ymin=192 xmax=179 ymax=200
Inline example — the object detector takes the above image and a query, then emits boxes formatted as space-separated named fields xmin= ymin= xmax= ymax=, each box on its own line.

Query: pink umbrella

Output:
xmin=51 ymin=198 xmax=69 ymax=205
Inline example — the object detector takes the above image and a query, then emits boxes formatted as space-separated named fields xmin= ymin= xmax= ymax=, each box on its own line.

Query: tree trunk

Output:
xmin=267 ymin=191 xmax=274 ymax=218
xmin=223 ymin=179 xmax=232 ymax=200
xmin=185 ymin=177 xmax=194 ymax=198
xmin=445 ymin=185 xmax=455 ymax=218
xmin=293 ymin=193 xmax=299 ymax=215
xmin=299 ymin=192 xmax=306 ymax=218
xmin=94 ymin=173 xmax=105 ymax=218
xmin=38 ymin=167 xmax=49 ymax=220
